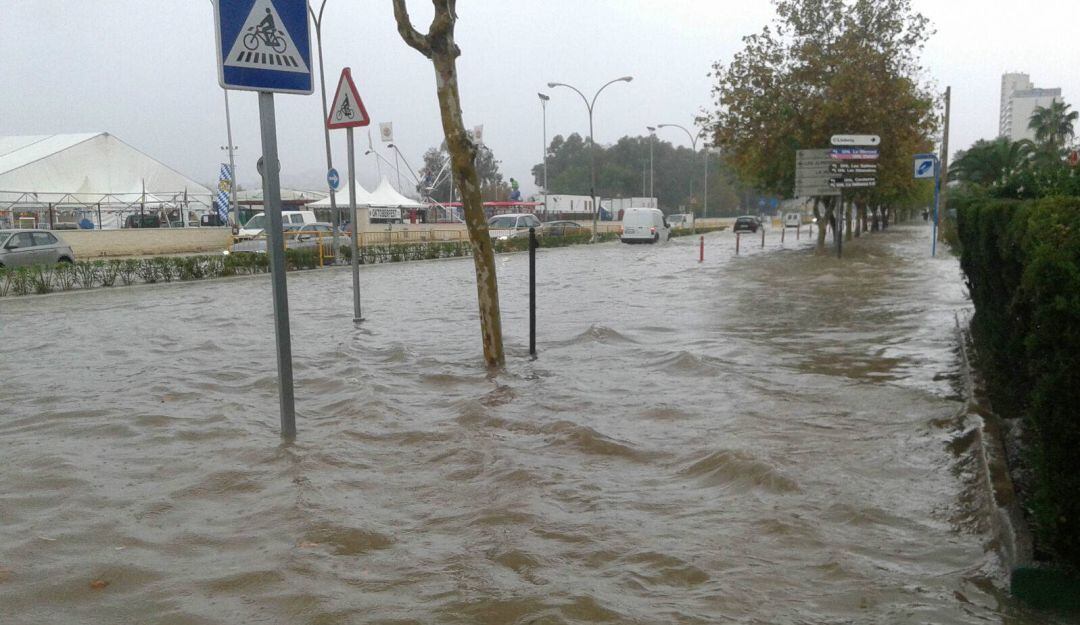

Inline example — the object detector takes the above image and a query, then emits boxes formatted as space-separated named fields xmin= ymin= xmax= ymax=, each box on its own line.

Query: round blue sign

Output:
xmin=327 ymin=168 xmax=340 ymax=191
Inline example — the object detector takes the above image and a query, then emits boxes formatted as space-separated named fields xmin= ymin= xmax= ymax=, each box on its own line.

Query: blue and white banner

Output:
xmin=216 ymin=163 xmax=233 ymax=222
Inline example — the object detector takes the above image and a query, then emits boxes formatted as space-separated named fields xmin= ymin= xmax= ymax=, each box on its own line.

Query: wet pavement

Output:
xmin=0 ymin=224 xmax=1062 ymax=623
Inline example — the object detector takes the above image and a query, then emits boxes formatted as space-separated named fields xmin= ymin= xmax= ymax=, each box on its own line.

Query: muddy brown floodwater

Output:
xmin=0 ymin=224 xmax=1064 ymax=624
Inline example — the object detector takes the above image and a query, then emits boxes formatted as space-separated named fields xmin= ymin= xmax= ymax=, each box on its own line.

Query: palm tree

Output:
xmin=1028 ymin=100 xmax=1078 ymax=151
xmin=949 ymin=137 xmax=1034 ymax=187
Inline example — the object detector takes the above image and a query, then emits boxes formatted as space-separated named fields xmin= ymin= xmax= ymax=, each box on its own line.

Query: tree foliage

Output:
xmin=531 ymin=133 xmax=750 ymax=215
xmin=417 ymin=134 xmax=507 ymax=202
xmin=950 ymin=103 xmax=1079 ymax=200
xmin=705 ymin=0 xmax=938 ymax=226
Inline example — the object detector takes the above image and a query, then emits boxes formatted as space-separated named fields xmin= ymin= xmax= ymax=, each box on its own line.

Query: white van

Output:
xmin=237 ymin=210 xmax=317 ymax=240
xmin=667 ymin=213 xmax=695 ymax=230
xmin=620 ymin=207 xmax=670 ymax=244
xmin=783 ymin=212 xmax=802 ymax=228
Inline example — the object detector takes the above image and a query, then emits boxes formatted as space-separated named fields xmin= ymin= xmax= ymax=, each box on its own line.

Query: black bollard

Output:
xmin=529 ymin=227 xmax=537 ymax=358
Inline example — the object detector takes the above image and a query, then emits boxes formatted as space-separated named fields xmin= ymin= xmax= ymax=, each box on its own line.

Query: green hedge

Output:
xmin=956 ymin=196 xmax=1080 ymax=569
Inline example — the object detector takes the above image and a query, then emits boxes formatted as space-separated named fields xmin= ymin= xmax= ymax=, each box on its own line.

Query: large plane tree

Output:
xmin=392 ymin=0 xmax=503 ymax=367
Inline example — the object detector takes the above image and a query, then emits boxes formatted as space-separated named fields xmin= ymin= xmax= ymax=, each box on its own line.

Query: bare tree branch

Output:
xmin=391 ymin=0 xmax=432 ymax=58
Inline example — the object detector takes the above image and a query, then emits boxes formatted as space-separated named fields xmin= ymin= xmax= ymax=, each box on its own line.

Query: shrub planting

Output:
xmin=956 ymin=196 xmax=1080 ymax=569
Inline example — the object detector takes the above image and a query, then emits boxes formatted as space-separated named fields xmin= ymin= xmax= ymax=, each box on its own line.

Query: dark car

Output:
xmin=732 ymin=216 xmax=761 ymax=233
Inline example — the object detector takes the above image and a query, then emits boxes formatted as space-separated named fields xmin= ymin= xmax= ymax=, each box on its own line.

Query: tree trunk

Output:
xmin=844 ymin=199 xmax=853 ymax=241
xmin=393 ymin=0 xmax=504 ymax=368
xmin=813 ymin=198 xmax=828 ymax=253
xmin=853 ymin=201 xmax=862 ymax=238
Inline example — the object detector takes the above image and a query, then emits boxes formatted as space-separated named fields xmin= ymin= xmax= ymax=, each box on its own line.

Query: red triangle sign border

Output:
xmin=327 ymin=67 xmax=370 ymax=129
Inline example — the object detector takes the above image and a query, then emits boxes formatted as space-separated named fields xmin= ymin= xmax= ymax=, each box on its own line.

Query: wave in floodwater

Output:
xmin=0 ymin=226 xmax=1062 ymax=624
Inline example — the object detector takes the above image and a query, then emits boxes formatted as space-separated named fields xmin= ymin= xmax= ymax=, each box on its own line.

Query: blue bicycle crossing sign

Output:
xmin=213 ymin=0 xmax=313 ymax=94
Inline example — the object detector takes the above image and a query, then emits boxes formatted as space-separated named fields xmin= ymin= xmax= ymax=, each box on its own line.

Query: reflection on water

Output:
xmin=0 ymin=226 xmax=1056 ymax=623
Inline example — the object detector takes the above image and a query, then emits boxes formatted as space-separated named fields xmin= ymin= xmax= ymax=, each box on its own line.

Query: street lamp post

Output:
xmin=208 ymin=0 xmax=239 ymax=230
xmin=657 ymin=123 xmax=700 ymax=215
xmin=548 ymin=76 xmax=633 ymax=241
xmin=309 ymin=0 xmax=339 ymax=261
xmin=387 ymin=144 xmax=423 ymax=189
xmin=538 ymin=93 xmax=550 ymax=217
xmin=646 ymin=126 xmax=655 ymax=207
xmin=219 ymin=135 xmax=238 ymax=226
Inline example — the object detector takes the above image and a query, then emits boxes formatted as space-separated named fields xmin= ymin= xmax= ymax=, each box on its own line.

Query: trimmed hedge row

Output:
xmin=0 ymin=232 xmax=619 ymax=297
xmin=956 ymin=196 xmax=1080 ymax=569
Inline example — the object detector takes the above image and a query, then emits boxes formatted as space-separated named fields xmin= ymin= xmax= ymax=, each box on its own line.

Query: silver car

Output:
xmin=0 ymin=229 xmax=76 ymax=268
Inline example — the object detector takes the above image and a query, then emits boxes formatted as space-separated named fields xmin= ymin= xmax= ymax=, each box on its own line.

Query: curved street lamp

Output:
xmin=656 ymin=123 xmax=703 ymax=215
xmin=309 ymin=0 xmax=340 ymax=259
xmin=547 ymin=76 xmax=633 ymax=240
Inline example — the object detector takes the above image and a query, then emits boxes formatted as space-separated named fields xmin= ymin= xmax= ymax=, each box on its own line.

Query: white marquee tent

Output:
xmin=0 ymin=133 xmax=213 ymax=229
xmin=309 ymin=177 xmax=424 ymax=223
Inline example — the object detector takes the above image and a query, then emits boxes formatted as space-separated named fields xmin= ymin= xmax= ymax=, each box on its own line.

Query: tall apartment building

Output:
xmin=1000 ymin=72 xmax=1063 ymax=142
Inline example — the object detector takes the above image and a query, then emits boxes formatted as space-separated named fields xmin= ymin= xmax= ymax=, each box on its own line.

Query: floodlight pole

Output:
xmin=222 ymin=91 xmax=240 ymax=228
xmin=548 ymin=76 xmax=634 ymax=241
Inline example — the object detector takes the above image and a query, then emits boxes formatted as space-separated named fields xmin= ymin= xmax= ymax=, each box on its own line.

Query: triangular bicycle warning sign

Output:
xmin=327 ymin=68 xmax=371 ymax=129
xmin=224 ymin=0 xmax=310 ymax=74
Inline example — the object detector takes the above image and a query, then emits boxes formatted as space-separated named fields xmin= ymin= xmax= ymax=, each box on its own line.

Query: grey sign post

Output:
xmin=256 ymin=95 xmax=297 ymax=439
xmin=347 ymin=126 xmax=362 ymax=322
xmin=214 ymin=0 xmax=315 ymax=439
xmin=325 ymin=67 xmax=372 ymax=323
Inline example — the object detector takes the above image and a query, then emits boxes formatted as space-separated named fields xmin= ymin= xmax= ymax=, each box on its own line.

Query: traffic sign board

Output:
xmin=830 ymin=163 xmax=878 ymax=175
xmin=214 ymin=0 xmax=313 ymax=94
xmin=831 ymin=134 xmax=881 ymax=147
xmin=914 ymin=154 xmax=936 ymax=179
xmin=327 ymin=168 xmax=340 ymax=191
xmin=831 ymin=148 xmax=879 ymax=160
xmin=796 ymin=149 xmax=841 ymax=196
xmin=829 ymin=177 xmax=877 ymax=189
xmin=326 ymin=68 xmax=371 ymax=129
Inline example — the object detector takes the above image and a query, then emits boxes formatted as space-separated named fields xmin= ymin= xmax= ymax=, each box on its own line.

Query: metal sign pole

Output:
xmin=347 ymin=126 xmax=362 ymax=322
xmin=931 ymin=157 xmax=940 ymax=257
xmin=257 ymin=92 xmax=297 ymax=439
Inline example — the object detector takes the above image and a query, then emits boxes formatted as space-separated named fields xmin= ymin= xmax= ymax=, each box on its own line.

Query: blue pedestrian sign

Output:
xmin=913 ymin=154 xmax=936 ymax=179
xmin=213 ymin=0 xmax=313 ymax=94
xmin=327 ymin=168 xmax=340 ymax=191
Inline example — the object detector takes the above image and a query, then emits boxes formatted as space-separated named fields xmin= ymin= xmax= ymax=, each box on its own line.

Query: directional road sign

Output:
xmin=829 ymin=177 xmax=877 ymax=189
xmin=326 ymin=68 xmax=371 ymax=129
xmin=831 ymin=134 xmax=881 ymax=147
xmin=795 ymin=149 xmax=841 ymax=196
xmin=914 ymin=154 xmax=936 ymax=179
xmin=327 ymin=168 xmax=340 ymax=191
xmin=214 ymin=0 xmax=313 ymax=94
xmin=830 ymin=163 xmax=878 ymax=175
xmin=830 ymin=148 xmax=880 ymax=160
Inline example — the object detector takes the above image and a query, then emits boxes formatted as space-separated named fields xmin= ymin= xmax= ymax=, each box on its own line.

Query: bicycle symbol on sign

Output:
xmin=243 ymin=8 xmax=288 ymax=53
xmin=335 ymin=94 xmax=354 ymax=121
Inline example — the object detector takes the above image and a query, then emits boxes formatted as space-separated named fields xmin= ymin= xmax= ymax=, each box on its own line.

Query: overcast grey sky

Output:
xmin=3 ymin=1 xmax=1077 ymax=195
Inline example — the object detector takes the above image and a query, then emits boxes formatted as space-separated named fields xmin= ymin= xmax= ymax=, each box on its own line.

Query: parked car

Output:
xmin=620 ymin=207 xmax=670 ymax=244
xmin=0 ymin=229 xmax=76 ymax=268
xmin=237 ymin=210 xmax=317 ymax=240
xmin=229 ymin=223 xmax=334 ymax=255
xmin=540 ymin=220 xmax=588 ymax=237
xmin=732 ymin=216 xmax=762 ymax=233
xmin=488 ymin=213 xmax=542 ymax=240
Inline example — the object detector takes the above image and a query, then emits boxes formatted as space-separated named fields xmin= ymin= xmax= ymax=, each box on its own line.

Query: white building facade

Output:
xmin=1000 ymin=73 xmax=1063 ymax=142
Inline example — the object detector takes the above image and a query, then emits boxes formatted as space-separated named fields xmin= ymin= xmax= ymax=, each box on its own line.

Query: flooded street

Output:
xmin=0 ymin=225 xmax=1049 ymax=623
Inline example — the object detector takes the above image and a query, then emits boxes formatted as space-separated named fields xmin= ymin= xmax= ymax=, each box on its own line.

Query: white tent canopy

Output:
xmin=370 ymin=177 xmax=423 ymax=208
xmin=0 ymin=133 xmax=212 ymax=229
xmin=307 ymin=181 xmax=377 ymax=208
